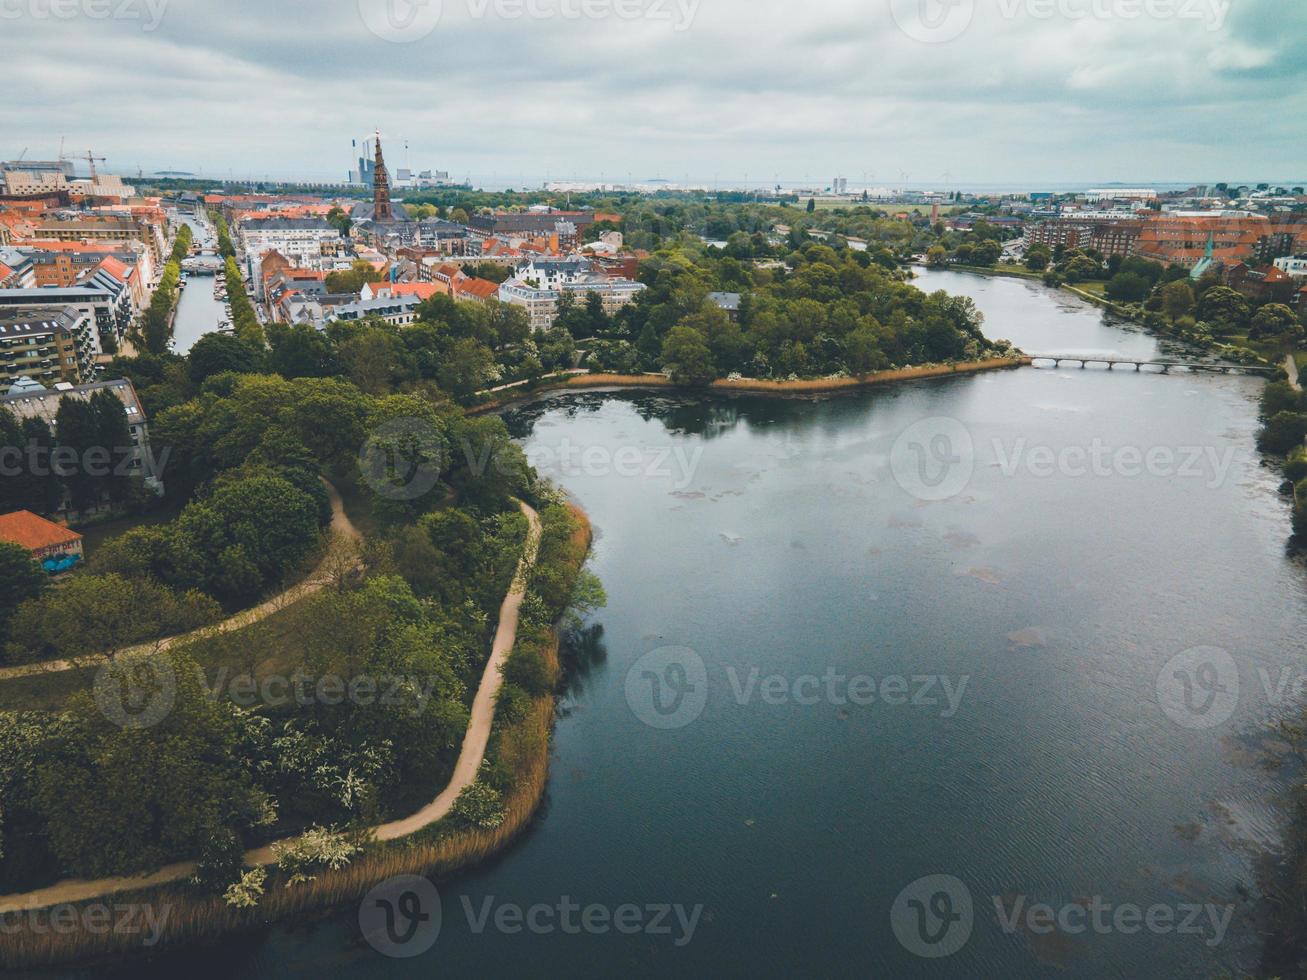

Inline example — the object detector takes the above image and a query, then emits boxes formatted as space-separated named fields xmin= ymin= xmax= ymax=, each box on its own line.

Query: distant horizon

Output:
xmin=67 ymin=168 xmax=1307 ymax=196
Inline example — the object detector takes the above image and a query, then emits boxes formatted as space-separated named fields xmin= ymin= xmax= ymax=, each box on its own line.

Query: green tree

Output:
xmin=266 ymin=322 xmax=339 ymax=378
xmin=661 ymin=325 xmax=718 ymax=386
xmin=1105 ymin=272 xmax=1150 ymax=303
xmin=0 ymin=542 xmax=46 ymax=644
xmin=1249 ymin=303 xmax=1301 ymax=344
xmin=189 ymin=333 xmax=265 ymax=385
xmin=4 ymin=573 xmax=219 ymax=667
xmin=53 ymin=396 xmax=102 ymax=511
xmin=33 ymin=649 xmax=272 ymax=878
xmin=90 ymin=389 xmax=136 ymax=507
xmin=1061 ymin=255 xmax=1101 ymax=284
xmin=970 ymin=240 xmax=1002 ymax=267
xmin=1259 ymin=412 xmax=1307 ymax=455
xmin=844 ymin=324 xmax=889 ymax=377
xmin=1158 ymin=279 xmax=1195 ymax=320
xmin=436 ymin=337 xmax=496 ymax=400
xmin=1197 ymin=286 xmax=1250 ymax=335
xmin=1024 ymin=245 xmax=1052 ymax=272
xmin=324 ymin=259 xmax=385 ymax=295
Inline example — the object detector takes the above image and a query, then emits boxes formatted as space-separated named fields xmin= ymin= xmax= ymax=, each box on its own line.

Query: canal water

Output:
xmin=170 ymin=218 xmax=227 ymax=355
xmin=99 ymin=271 xmax=1307 ymax=978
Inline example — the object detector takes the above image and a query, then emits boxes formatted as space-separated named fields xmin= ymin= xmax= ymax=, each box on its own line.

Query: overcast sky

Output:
xmin=1 ymin=0 xmax=1302 ymax=188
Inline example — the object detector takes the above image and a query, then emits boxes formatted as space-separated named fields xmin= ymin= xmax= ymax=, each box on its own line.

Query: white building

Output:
xmin=239 ymin=217 xmax=342 ymax=274
xmin=324 ymin=294 xmax=423 ymax=328
xmin=1085 ymin=188 xmax=1157 ymax=202
xmin=1273 ymin=256 xmax=1307 ymax=282
xmin=513 ymin=257 xmax=594 ymax=288
xmin=498 ymin=276 xmax=646 ymax=332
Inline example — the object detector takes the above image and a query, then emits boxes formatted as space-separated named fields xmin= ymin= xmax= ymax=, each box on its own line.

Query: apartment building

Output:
xmin=497 ymin=276 xmax=646 ymax=332
xmin=33 ymin=214 xmax=165 ymax=270
xmin=0 ymin=376 xmax=161 ymax=491
xmin=0 ymin=284 xmax=127 ymax=356
xmin=239 ymin=217 xmax=341 ymax=271
xmin=324 ymin=294 xmax=424 ymax=327
xmin=0 ymin=306 xmax=93 ymax=386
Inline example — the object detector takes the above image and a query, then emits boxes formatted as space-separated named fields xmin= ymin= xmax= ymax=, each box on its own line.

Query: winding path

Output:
xmin=0 ymin=481 xmax=360 ymax=682
xmin=0 ymin=500 xmax=541 ymax=914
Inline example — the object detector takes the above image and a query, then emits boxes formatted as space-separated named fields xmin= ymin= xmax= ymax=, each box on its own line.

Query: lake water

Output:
xmin=87 ymin=271 xmax=1307 ymax=978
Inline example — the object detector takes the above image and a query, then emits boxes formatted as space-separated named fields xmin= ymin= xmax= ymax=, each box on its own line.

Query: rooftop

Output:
xmin=0 ymin=510 xmax=82 ymax=552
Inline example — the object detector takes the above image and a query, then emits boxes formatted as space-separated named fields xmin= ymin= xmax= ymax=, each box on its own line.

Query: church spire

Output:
xmin=372 ymin=130 xmax=393 ymax=221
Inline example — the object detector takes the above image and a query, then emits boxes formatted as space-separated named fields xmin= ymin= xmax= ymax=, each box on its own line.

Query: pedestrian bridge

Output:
xmin=1028 ymin=354 xmax=1276 ymax=377
xmin=181 ymin=255 xmax=224 ymax=274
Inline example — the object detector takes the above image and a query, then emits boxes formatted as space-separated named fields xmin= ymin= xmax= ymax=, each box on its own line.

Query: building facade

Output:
xmin=0 ymin=306 xmax=92 ymax=385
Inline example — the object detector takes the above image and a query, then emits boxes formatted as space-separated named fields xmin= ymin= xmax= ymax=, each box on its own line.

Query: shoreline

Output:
xmin=0 ymin=504 xmax=595 ymax=971
xmin=470 ymin=356 xmax=1030 ymax=414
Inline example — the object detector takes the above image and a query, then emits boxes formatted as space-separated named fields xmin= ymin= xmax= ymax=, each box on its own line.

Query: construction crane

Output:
xmin=16 ymin=147 xmax=27 ymax=162
xmin=85 ymin=150 xmax=106 ymax=182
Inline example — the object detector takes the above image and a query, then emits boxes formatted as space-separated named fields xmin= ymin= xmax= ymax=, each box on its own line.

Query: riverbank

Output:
xmin=471 ymin=356 xmax=1030 ymax=414
xmin=922 ymin=262 xmax=1144 ymax=318
xmin=0 ymin=503 xmax=594 ymax=971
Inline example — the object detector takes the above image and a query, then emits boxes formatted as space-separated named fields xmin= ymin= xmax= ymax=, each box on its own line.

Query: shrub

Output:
xmin=223 ymin=867 xmax=266 ymax=908
xmin=273 ymin=826 xmax=363 ymax=887
xmin=450 ymin=779 xmax=506 ymax=830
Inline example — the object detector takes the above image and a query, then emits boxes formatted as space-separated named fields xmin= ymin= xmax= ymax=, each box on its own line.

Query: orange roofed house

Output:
xmin=0 ymin=509 xmax=83 ymax=566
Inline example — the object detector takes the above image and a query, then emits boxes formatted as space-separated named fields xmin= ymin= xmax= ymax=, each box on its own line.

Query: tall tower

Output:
xmin=372 ymin=131 xmax=393 ymax=221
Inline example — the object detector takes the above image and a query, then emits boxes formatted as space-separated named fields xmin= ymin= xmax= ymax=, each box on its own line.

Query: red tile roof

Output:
xmin=458 ymin=278 xmax=500 ymax=300
xmin=388 ymin=282 xmax=441 ymax=300
xmin=0 ymin=510 xmax=82 ymax=551
xmin=95 ymin=256 xmax=132 ymax=281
